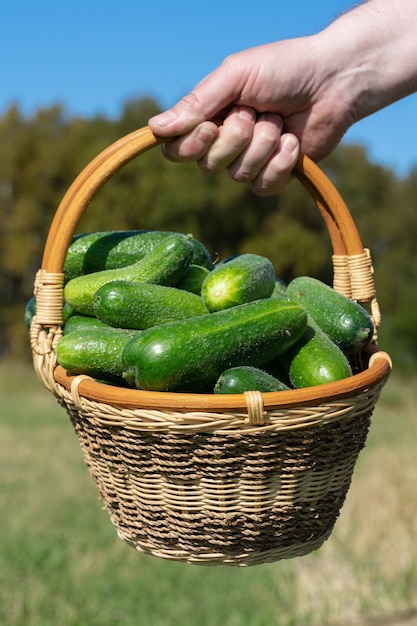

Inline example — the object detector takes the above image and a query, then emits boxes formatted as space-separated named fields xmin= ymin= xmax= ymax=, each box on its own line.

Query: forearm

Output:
xmin=314 ymin=0 xmax=417 ymax=122
xmin=149 ymin=0 xmax=417 ymax=195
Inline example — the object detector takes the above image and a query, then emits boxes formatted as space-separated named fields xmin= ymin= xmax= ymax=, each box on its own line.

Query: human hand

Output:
xmin=149 ymin=39 xmax=352 ymax=196
xmin=158 ymin=105 xmax=299 ymax=197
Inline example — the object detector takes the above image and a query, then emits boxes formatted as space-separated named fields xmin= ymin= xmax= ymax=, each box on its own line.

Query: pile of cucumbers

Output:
xmin=29 ymin=229 xmax=375 ymax=394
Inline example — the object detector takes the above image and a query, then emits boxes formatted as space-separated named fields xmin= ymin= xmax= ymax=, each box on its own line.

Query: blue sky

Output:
xmin=2 ymin=1 xmax=416 ymax=176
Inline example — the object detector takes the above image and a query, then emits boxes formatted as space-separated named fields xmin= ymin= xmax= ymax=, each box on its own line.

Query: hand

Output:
xmin=160 ymin=105 xmax=299 ymax=196
xmin=149 ymin=1 xmax=417 ymax=196
xmin=149 ymin=39 xmax=351 ymax=196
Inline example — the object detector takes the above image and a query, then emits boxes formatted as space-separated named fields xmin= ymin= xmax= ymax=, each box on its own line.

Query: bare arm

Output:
xmin=321 ymin=0 xmax=417 ymax=120
xmin=149 ymin=0 xmax=417 ymax=196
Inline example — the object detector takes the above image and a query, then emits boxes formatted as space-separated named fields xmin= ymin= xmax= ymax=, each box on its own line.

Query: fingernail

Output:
xmin=195 ymin=124 xmax=218 ymax=146
xmin=281 ymin=134 xmax=299 ymax=155
xmin=150 ymin=110 xmax=178 ymax=129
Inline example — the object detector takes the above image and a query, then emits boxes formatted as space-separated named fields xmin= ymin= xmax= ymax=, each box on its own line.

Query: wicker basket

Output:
xmin=30 ymin=125 xmax=392 ymax=566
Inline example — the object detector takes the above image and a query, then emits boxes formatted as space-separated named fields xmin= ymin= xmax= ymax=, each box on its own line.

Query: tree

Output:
xmin=0 ymin=99 xmax=416 ymax=369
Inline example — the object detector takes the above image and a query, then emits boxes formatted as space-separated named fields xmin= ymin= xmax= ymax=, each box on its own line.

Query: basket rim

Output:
xmin=52 ymin=344 xmax=391 ymax=412
xmin=33 ymin=125 xmax=392 ymax=412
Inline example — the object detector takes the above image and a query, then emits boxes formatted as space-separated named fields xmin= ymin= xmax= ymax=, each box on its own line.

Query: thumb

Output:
xmin=149 ymin=67 xmax=240 ymax=136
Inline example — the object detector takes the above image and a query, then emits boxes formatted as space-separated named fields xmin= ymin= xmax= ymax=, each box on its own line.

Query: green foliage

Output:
xmin=1 ymin=99 xmax=416 ymax=368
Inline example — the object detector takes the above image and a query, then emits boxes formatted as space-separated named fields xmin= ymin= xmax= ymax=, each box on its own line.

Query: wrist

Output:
xmin=312 ymin=0 xmax=417 ymax=123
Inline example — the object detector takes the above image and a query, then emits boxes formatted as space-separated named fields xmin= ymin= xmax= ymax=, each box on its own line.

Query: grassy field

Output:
xmin=1 ymin=361 xmax=417 ymax=626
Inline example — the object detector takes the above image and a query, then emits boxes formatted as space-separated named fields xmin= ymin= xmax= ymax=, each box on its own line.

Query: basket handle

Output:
xmin=37 ymin=125 xmax=379 ymax=325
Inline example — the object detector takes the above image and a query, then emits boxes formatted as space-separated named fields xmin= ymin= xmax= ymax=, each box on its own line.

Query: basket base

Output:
xmin=103 ymin=475 xmax=351 ymax=566
xmin=60 ymin=393 xmax=371 ymax=566
xmin=117 ymin=527 xmax=333 ymax=567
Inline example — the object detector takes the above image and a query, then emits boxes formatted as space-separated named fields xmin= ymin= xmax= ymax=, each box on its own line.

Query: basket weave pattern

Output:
xmin=31 ymin=126 xmax=392 ymax=566
xmin=59 ymin=380 xmax=383 ymax=565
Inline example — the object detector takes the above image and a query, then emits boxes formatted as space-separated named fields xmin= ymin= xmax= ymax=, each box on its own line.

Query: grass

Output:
xmin=1 ymin=361 xmax=417 ymax=626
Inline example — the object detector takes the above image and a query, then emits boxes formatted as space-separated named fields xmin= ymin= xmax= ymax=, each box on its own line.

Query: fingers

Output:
xmin=161 ymin=121 xmax=220 ymax=162
xmin=161 ymin=105 xmax=256 ymax=164
xmin=251 ymin=133 xmax=300 ymax=196
xmin=198 ymin=106 xmax=257 ymax=173
xmin=196 ymin=110 xmax=299 ymax=196
xmin=224 ymin=112 xmax=284 ymax=181
xmin=159 ymin=107 xmax=300 ymax=196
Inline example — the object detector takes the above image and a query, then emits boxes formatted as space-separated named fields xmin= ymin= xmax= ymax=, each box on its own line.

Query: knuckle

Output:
xmin=255 ymin=123 xmax=282 ymax=150
xmin=179 ymin=91 xmax=203 ymax=114
xmin=257 ymin=130 xmax=280 ymax=152
xmin=225 ymin=122 xmax=253 ymax=148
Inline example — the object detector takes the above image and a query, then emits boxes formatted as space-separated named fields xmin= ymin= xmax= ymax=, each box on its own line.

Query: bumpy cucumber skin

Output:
xmin=63 ymin=315 xmax=111 ymax=334
xmin=287 ymin=276 xmax=374 ymax=353
xmin=201 ymin=253 xmax=276 ymax=312
xmin=175 ymin=264 xmax=210 ymax=295
xmin=122 ymin=298 xmax=307 ymax=392
xmin=93 ymin=281 xmax=209 ymax=329
xmin=64 ymin=234 xmax=194 ymax=316
xmin=279 ymin=314 xmax=352 ymax=388
xmin=270 ymin=278 xmax=287 ymax=298
xmin=56 ymin=327 xmax=137 ymax=382
xmin=63 ymin=230 xmax=212 ymax=281
xmin=214 ymin=366 xmax=290 ymax=394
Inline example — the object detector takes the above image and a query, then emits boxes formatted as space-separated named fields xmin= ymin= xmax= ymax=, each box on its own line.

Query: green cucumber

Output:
xmin=56 ymin=326 xmax=138 ymax=382
xmin=279 ymin=314 xmax=352 ymax=388
xmin=201 ymin=253 xmax=276 ymax=312
xmin=270 ymin=278 xmax=287 ymax=298
xmin=64 ymin=230 xmax=212 ymax=281
xmin=214 ymin=366 xmax=290 ymax=394
xmin=93 ymin=281 xmax=209 ymax=329
xmin=64 ymin=233 xmax=194 ymax=316
xmin=63 ymin=314 xmax=111 ymax=334
xmin=25 ymin=296 xmax=37 ymax=330
xmin=175 ymin=264 xmax=210 ymax=295
xmin=122 ymin=298 xmax=307 ymax=392
xmin=286 ymin=276 xmax=374 ymax=353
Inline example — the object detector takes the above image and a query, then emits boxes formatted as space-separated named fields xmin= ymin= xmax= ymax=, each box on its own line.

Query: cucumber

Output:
xmin=270 ymin=278 xmax=287 ymax=298
xmin=279 ymin=314 xmax=352 ymax=388
xmin=64 ymin=233 xmax=194 ymax=316
xmin=122 ymin=298 xmax=307 ymax=392
xmin=63 ymin=314 xmax=111 ymax=334
xmin=64 ymin=230 xmax=212 ymax=281
xmin=25 ymin=296 xmax=37 ymax=330
xmin=56 ymin=326 xmax=138 ymax=382
xmin=93 ymin=281 xmax=209 ymax=329
xmin=201 ymin=253 xmax=276 ymax=312
xmin=286 ymin=276 xmax=374 ymax=353
xmin=214 ymin=366 xmax=290 ymax=394
xmin=175 ymin=264 xmax=210 ymax=295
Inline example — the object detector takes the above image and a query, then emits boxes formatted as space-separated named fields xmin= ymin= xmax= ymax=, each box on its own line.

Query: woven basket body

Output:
xmin=31 ymin=126 xmax=391 ymax=566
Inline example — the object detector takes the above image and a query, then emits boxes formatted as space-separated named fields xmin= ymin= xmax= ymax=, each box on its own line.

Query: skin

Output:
xmin=149 ymin=0 xmax=417 ymax=196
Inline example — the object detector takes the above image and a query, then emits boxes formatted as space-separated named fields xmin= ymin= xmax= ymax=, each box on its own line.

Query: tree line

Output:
xmin=1 ymin=97 xmax=416 ymax=370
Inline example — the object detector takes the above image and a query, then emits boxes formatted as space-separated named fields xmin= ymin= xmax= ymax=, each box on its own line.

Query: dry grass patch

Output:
xmin=289 ymin=378 xmax=417 ymax=624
